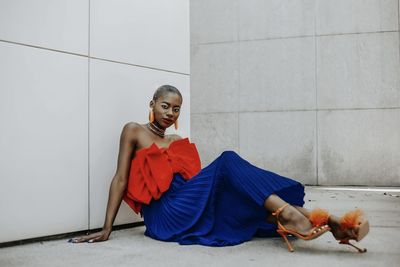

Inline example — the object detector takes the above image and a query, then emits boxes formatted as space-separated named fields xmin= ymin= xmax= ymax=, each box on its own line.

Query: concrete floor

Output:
xmin=1 ymin=186 xmax=400 ymax=267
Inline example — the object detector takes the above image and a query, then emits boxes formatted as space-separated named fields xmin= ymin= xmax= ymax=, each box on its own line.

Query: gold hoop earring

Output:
xmin=174 ymin=119 xmax=178 ymax=130
xmin=149 ymin=109 xmax=154 ymax=123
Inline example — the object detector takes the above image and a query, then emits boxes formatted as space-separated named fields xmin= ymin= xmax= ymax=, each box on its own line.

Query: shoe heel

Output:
xmin=277 ymin=229 xmax=294 ymax=252
xmin=339 ymin=240 xmax=367 ymax=253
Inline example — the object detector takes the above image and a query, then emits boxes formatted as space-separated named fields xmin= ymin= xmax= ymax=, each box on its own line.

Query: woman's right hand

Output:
xmin=68 ymin=228 xmax=111 ymax=243
xmin=68 ymin=123 xmax=137 ymax=245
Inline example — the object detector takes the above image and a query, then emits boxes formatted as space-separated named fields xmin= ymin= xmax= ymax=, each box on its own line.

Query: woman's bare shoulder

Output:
xmin=120 ymin=122 xmax=145 ymax=140
xmin=123 ymin=121 xmax=143 ymax=130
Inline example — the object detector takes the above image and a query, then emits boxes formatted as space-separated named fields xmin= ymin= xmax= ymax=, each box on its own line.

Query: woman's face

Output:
xmin=150 ymin=92 xmax=182 ymax=129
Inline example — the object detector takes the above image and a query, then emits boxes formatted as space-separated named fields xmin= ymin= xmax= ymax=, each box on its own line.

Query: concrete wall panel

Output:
xmin=239 ymin=111 xmax=317 ymax=185
xmin=317 ymin=32 xmax=400 ymax=109
xmin=239 ymin=0 xmax=315 ymax=40
xmin=191 ymin=0 xmax=400 ymax=186
xmin=316 ymin=0 xmax=399 ymax=35
xmin=240 ymin=37 xmax=316 ymax=111
xmin=191 ymin=43 xmax=239 ymax=113
xmin=318 ymin=109 xmax=400 ymax=185
xmin=190 ymin=112 xmax=239 ymax=167
xmin=190 ymin=0 xmax=238 ymax=44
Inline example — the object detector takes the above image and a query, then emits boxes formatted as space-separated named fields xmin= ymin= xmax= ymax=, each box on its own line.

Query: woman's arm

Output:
xmin=69 ymin=123 xmax=138 ymax=243
xmin=103 ymin=123 xmax=137 ymax=231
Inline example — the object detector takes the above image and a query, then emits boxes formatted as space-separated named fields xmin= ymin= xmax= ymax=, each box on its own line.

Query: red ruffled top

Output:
xmin=123 ymin=137 xmax=201 ymax=214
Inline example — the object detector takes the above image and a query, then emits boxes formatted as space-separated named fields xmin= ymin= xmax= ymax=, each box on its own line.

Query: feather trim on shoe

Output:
xmin=309 ymin=208 xmax=330 ymax=227
xmin=340 ymin=209 xmax=363 ymax=230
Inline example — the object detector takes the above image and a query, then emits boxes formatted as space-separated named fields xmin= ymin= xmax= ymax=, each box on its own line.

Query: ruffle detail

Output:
xmin=123 ymin=138 xmax=201 ymax=214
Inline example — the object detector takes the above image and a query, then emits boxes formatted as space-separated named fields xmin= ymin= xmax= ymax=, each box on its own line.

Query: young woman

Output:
xmin=69 ymin=85 xmax=369 ymax=253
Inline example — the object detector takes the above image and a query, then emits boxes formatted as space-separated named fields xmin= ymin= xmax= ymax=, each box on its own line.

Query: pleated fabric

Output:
xmin=141 ymin=150 xmax=305 ymax=246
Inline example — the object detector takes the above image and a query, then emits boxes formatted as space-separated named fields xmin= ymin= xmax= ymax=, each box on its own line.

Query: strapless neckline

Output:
xmin=136 ymin=137 xmax=189 ymax=154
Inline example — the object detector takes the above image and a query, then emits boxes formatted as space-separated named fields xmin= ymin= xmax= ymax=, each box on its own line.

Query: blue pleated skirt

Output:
xmin=141 ymin=150 xmax=305 ymax=246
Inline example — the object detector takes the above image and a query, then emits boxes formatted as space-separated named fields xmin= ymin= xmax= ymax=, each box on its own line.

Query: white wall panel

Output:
xmin=0 ymin=43 xmax=88 ymax=243
xmin=0 ymin=0 xmax=88 ymax=55
xmin=0 ymin=0 xmax=189 ymax=243
xmin=91 ymin=0 xmax=189 ymax=74
xmin=89 ymin=59 xmax=190 ymax=228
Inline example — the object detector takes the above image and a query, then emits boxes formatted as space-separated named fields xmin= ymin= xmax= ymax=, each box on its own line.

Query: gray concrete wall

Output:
xmin=190 ymin=0 xmax=400 ymax=186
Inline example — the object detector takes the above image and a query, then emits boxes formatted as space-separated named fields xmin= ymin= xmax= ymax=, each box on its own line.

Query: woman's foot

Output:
xmin=328 ymin=211 xmax=369 ymax=253
xmin=271 ymin=204 xmax=331 ymax=252
xmin=292 ymin=206 xmax=358 ymax=241
xmin=276 ymin=205 xmax=316 ymax=236
xmin=328 ymin=215 xmax=357 ymax=240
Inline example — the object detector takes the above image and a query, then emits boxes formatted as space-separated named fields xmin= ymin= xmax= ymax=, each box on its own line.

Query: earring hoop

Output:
xmin=149 ymin=109 xmax=154 ymax=123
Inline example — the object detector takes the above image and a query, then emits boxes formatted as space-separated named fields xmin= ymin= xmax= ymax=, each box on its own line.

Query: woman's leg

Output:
xmin=265 ymin=199 xmax=357 ymax=240
xmin=263 ymin=194 xmax=315 ymax=235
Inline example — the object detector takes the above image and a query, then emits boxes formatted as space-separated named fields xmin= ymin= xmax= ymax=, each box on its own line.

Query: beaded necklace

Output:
xmin=147 ymin=122 xmax=165 ymax=137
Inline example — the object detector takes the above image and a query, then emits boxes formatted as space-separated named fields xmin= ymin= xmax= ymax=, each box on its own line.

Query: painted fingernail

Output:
xmin=88 ymin=239 xmax=93 ymax=243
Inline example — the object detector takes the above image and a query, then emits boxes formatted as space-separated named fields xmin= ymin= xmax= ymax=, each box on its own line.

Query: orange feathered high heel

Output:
xmin=272 ymin=204 xmax=331 ymax=252
xmin=310 ymin=207 xmax=369 ymax=253
xmin=337 ymin=209 xmax=369 ymax=253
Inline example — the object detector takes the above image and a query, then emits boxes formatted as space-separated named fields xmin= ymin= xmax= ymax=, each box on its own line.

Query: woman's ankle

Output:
xmin=281 ymin=205 xmax=308 ymax=225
